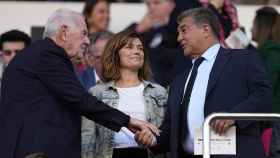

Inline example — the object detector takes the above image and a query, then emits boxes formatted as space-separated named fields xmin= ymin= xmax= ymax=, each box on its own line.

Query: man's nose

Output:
xmin=177 ymin=33 xmax=182 ymax=42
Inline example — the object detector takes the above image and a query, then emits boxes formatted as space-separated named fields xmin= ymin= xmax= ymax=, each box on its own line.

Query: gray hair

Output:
xmin=43 ymin=8 xmax=83 ymax=38
xmin=177 ymin=7 xmax=220 ymax=39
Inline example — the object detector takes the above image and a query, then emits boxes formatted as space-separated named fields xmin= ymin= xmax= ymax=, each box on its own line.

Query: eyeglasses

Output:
xmin=3 ymin=49 xmax=21 ymax=56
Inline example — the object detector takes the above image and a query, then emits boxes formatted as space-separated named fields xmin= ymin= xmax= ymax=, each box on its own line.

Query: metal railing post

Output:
xmin=203 ymin=113 xmax=280 ymax=158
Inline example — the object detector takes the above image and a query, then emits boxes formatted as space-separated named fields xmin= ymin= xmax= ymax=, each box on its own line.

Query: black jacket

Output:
xmin=0 ymin=38 xmax=129 ymax=158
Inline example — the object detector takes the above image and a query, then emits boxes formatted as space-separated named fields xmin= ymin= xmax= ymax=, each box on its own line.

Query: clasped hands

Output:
xmin=127 ymin=118 xmax=235 ymax=147
xmin=127 ymin=118 xmax=159 ymax=147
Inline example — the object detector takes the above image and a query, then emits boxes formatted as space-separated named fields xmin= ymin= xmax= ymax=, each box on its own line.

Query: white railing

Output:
xmin=203 ymin=113 xmax=280 ymax=158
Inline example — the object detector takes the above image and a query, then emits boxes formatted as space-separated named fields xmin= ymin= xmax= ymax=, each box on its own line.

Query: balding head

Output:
xmin=43 ymin=8 xmax=83 ymax=38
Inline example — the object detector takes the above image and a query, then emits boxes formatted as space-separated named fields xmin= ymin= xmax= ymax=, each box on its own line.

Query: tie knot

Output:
xmin=193 ymin=57 xmax=205 ymax=69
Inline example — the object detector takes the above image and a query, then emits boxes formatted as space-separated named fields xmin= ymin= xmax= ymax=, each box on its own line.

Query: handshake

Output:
xmin=127 ymin=118 xmax=160 ymax=147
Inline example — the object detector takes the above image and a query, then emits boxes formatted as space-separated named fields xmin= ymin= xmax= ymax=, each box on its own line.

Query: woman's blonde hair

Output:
xmin=101 ymin=29 xmax=151 ymax=82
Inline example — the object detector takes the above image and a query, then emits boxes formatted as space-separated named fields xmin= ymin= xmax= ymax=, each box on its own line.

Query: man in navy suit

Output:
xmin=137 ymin=7 xmax=272 ymax=158
xmin=0 ymin=9 xmax=159 ymax=158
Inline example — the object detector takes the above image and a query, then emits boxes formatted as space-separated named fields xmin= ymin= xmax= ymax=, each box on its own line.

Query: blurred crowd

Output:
xmin=0 ymin=0 xmax=280 ymax=5
xmin=1 ymin=0 xmax=280 ymax=158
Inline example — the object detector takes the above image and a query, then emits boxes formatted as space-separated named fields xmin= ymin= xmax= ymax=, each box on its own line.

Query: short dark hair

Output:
xmin=0 ymin=29 xmax=31 ymax=50
xmin=177 ymin=7 xmax=220 ymax=39
xmin=102 ymin=29 xmax=151 ymax=82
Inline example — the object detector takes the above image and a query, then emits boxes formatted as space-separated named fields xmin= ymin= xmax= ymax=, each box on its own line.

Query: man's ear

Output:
xmin=59 ymin=24 xmax=68 ymax=42
xmin=202 ymin=23 xmax=212 ymax=38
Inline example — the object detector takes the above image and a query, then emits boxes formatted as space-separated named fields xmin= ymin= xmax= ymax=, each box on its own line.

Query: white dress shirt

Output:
xmin=183 ymin=44 xmax=220 ymax=153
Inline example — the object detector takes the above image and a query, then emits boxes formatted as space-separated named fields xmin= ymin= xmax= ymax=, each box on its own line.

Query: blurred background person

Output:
xmin=82 ymin=29 xmax=167 ymax=158
xmin=0 ymin=29 xmax=31 ymax=67
xmin=251 ymin=6 xmax=280 ymax=156
xmin=269 ymin=14 xmax=280 ymax=156
xmin=131 ymin=0 xmax=175 ymax=34
xmin=199 ymin=0 xmax=239 ymax=46
xmin=0 ymin=29 xmax=31 ymax=98
xmin=128 ymin=0 xmax=175 ymax=87
xmin=72 ymin=0 xmax=110 ymax=74
xmin=250 ymin=9 xmax=280 ymax=157
xmin=83 ymin=0 xmax=110 ymax=35
xmin=154 ymin=0 xmax=201 ymax=87
xmin=252 ymin=6 xmax=280 ymax=113
xmin=78 ymin=31 xmax=113 ymax=90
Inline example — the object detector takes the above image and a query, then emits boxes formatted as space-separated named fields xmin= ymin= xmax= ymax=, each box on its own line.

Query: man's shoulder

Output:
xmin=221 ymin=48 xmax=260 ymax=61
xmin=226 ymin=48 xmax=258 ymax=56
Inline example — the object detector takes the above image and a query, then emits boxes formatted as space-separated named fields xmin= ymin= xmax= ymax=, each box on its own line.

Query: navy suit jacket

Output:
xmin=77 ymin=67 xmax=96 ymax=91
xmin=156 ymin=47 xmax=272 ymax=158
xmin=0 ymin=38 xmax=129 ymax=158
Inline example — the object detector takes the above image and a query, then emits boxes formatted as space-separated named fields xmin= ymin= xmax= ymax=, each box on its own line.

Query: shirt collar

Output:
xmin=192 ymin=43 xmax=220 ymax=63
xmin=201 ymin=43 xmax=220 ymax=62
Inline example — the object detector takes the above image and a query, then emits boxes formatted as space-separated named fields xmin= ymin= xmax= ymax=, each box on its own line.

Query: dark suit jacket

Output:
xmin=0 ymin=38 xmax=130 ymax=158
xmin=77 ymin=67 xmax=96 ymax=91
xmin=156 ymin=47 xmax=272 ymax=158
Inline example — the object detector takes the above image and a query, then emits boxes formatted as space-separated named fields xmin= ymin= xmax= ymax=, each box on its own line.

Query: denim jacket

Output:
xmin=81 ymin=81 xmax=168 ymax=158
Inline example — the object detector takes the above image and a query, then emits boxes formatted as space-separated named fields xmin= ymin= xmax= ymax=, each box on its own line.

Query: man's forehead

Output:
xmin=3 ymin=41 xmax=25 ymax=49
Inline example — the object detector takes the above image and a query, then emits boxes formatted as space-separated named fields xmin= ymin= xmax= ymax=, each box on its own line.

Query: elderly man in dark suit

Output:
xmin=136 ymin=7 xmax=272 ymax=158
xmin=0 ymin=8 xmax=158 ymax=158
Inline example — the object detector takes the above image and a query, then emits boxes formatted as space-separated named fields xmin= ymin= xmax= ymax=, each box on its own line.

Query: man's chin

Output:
xmin=183 ymin=50 xmax=190 ymax=56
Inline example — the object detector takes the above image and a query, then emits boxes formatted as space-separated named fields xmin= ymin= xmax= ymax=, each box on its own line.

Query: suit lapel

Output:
xmin=206 ymin=47 xmax=232 ymax=98
xmin=173 ymin=68 xmax=192 ymax=109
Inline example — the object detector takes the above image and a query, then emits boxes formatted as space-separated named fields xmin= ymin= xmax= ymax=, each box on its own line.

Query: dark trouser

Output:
xmin=179 ymin=151 xmax=203 ymax=158
xmin=112 ymin=147 xmax=149 ymax=158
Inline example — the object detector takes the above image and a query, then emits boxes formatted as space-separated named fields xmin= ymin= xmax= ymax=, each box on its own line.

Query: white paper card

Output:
xmin=194 ymin=126 xmax=236 ymax=155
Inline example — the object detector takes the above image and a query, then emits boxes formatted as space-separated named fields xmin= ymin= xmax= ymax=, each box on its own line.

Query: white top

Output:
xmin=183 ymin=44 xmax=220 ymax=153
xmin=113 ymin=83 xmax=145 ymax=148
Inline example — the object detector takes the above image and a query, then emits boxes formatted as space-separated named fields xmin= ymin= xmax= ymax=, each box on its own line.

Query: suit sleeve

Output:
xmin=36 ymin=52 xmax=129 ymax=132
xmin=230 ymin=50 xmax=272 ymax=128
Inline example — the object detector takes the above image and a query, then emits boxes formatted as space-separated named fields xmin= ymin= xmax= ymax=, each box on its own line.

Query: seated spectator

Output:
xmin=78 ymin=31 xmax=113 ymax=90
xmin=81 ymin=29 xmax=167 ymax=158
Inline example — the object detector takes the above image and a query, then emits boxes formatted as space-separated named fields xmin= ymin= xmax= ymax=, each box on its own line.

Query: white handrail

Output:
xmin=203 ymin=113 xmax=280 ymax=158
